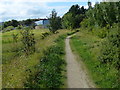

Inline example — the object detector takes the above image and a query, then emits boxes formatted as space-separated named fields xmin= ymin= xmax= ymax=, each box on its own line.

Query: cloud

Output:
xmin=0 ymin=0 xmax=103 ymax=2
xmin=0 ymin=0 xmax=70 ymax=22
xmin=0 ymin=0 xmax=101 ymax=22
xmin=0 ymin=0 xmax=49 ymax=21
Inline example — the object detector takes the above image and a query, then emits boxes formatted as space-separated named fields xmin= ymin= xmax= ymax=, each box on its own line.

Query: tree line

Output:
xmin=3 ymin=19 xmax=36 ymax=29
xmin=82 ymin=2 xmax=119 ymax=28
xmin=49 ymin=2 xmax=119 ymax=33
xmin=48 ymin=4 xmax=86 ymax=33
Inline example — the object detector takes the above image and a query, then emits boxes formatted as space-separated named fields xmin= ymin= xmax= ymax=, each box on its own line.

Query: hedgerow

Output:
xmin=96 ymin=25 xmax=120 ymax=88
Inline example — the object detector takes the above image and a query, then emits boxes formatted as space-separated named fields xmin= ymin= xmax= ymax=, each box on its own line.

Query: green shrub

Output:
xmin=16 ymin=25 xmax=23 ymax=29
xmin=92 ymin=27 xmax=108 ymax=38
xmin=98 ymin=27 xmax=120 ymax=88
xmin=80 ymin=18 xmax=89 ymax=28
xmin=20 ymin=27 xmax=36 ymax=55
xmin=12 ymin=33 xmax=19 ymax=43
xmin=4 ymin=26 xmax=14 ymax=32
xmin=67 ymin=30 xmax=79 ymax=36
xmin=71 ymin=33 xmax=119 ymax=88
xmin=24 ymin=35 xmax=66 ymax=88
xmin=41 ymin=32 xmax=50 ymax=39
xmin=99 ymin=27 xmax=119 ymax=69
xmin=0 ymin=26 xmax=3 ymax=31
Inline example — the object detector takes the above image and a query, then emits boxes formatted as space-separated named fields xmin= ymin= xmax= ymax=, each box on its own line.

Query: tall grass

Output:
xmin=2 ymin=29 xmax=49 ymax=64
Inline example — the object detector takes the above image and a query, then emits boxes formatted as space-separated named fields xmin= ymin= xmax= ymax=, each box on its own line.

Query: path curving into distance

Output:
xmin=65 ymin=35 xmax=95 ymax=88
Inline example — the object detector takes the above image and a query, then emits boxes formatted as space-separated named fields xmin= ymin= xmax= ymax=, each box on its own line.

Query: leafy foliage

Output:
xmin=99 ymin=25 xmax=120 ymax=70
xmin=41 ymin=32 xmax=50 ymax=39
xmin=67 ymin=30 xmax=79 ymax=35
xmin=3 ymin=26 xmax=14 ymax=32
xmin=48 ymin=9 xmax=62 ymax=33
xmin=3 ymin=19 xmax=36 ymax=30
xmin=85 ymin=2 xmax=120 ymax=27
xmin=4 ymin=20 xmax=19 ymax=28
xmin=82 ymin=2 xmax=120 ymax=70
xmin=78 ymin=2 xmax=120 ymax=88
xmin=20 ymin=28 xmax=36 ymax=55
xmin=24 ymin=35 xmax=66 ymax=88
xmin=71 ymin=29 xmax=119 ymax=88
xmin=62 ymin=4 xmax=86 ymax=30
xmin=16 ymin=25 xmax=24 ymax=30
xmin=12 ymin=33 xmax=19 ymax=43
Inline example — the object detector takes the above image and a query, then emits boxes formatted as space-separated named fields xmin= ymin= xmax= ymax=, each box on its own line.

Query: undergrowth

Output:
xmin=24 ymin=34 xmax=67 ymax=88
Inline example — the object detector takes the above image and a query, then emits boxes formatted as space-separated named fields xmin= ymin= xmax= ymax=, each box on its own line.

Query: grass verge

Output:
xmin=70 ymin=30 xmax=118 ymax=88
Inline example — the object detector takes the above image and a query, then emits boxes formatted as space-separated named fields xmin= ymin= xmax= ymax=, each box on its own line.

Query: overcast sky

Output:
xmin=0 ymin=0 xmax=102 ymax=22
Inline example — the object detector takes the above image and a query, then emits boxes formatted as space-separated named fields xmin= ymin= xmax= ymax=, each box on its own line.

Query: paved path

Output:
xmin=65 ymin=35 xmax=95 ymax=88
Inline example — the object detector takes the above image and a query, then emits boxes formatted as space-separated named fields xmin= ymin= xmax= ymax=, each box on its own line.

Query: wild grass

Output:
xmin=2 ymin=29 xmax=69 ymax=88
xmin=24 ymin=34 xmax=67 ymax=88
xmin=2 ymin=29 xmax=49 ymax=64
xmin=70 ymin=29 xmax=118 ymax=88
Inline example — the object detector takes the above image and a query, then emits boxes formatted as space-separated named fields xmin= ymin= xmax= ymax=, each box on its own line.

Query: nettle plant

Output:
xmin=20 ymin=28 xmax=36 ymax=55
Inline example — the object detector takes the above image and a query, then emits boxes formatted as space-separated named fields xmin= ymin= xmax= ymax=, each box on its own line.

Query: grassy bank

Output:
xmin=2 ymin=29 xmax=69 ymax=88
xmin=24 ymin=34 xmax=67 ymax=88
xmin=70 ymin=29 xmax=119 ymax=88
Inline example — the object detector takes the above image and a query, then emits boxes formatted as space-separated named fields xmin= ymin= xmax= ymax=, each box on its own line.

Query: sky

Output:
xmin=0 ymin=0 xmax=102 ymax=22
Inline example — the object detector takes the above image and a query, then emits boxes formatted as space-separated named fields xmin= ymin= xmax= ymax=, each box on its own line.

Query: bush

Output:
xmin=24 ymin=35 xmax=67 ymax=88
xmin=4 ymin=26 xmax=14 ymax=32
xmin=0 ymin=26 xmax=3 ymax=31
xmin=67 ymin=30 xmax=79 ymax=36
xmin=48 ymin=9 xmax=62 ymax=33
xmin=98 ymin=26 xmax=120 ymax=88
xmin=20 ymin=27 xmax=36 ymax=55
xmin=92 ymin=27 xmax=109 ymax=38
xmin=41 ymin=32 xmax=50 ymax=39
xmin=12 ymin=33 xmax=19 ymax=43
xmin=16 ymin=25 xmax=23 ymax=29
xmin=80 ymin=18 xmax=89 ymax=28
xmin=99 ymin=27 xmax=120 ymax=70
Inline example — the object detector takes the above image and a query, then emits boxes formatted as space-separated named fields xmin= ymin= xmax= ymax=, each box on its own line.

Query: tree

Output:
xmin=11 ymin=20 xmax=19 ymax=27
xmin=69 ymin=4 xmax=81 ymax=15
xmin=3 ymin=20 xmax=19 ymax=28
xmin=48 ymin=9 xmax=61 ymax=33
xmin=62 ymin=4 xmax=86 ymax=30
xmin=24 ymin=19 xmax=33 ymax=26
xmin=81 ymin=6 xmax=86 ymax=14
xmin=3 ymin=19 xmax=36 ymax=29
xmin=20 ymin=27 xmax=36 ymax=55
xmin=62 ymin=13 xmax=74 ymax=30
xmin=85 ymin=2 xmax=119 ymax=28
xmin=88 ymin=1 xmax=92 ymax=9
xmin=4 ymin=26 xmax=14 ymax=32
